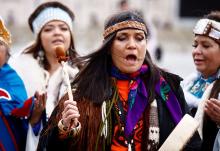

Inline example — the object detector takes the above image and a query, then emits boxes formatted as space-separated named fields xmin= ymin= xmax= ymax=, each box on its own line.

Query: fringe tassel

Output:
xmin=128 ymin=143 xmax=132 ymax=151
xmin=95 ymin=87 xmax=117 ymax=151
xmin=101 ymin=101 xmax=108 ymax=138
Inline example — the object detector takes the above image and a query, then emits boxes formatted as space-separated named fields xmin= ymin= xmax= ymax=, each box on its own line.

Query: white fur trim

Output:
xmin=182 ymin=72 xmax=215 ymax=139
xmin=181 ymin=73 xmax=202 ymax=108
xmin=9 ymin=53 xmax=78 ymax=118
xmin=47 ymin=65 xmax=78 ymax=117
xmin=9 ymin=53 xmax=47 ymax=97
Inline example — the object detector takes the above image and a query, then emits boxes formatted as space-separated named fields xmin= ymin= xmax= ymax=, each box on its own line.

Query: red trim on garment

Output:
xmin=11 ymin=97 xmax=33 ymax=117
xmin=0 ymin=110 xmax=19 ymax=151
xmin=0 ymin=142 xmax=6 ymax=151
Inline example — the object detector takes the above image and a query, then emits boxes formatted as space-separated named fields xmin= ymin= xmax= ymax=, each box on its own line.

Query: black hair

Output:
xmin=119 ymin=0 xmax=128 ymax=7
xmin=205 ymin=11 xmax=220 ymax=22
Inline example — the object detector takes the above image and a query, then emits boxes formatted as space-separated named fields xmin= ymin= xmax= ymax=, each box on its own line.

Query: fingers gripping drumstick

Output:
xmin=56 ymin=46 xmax=77 ymax=128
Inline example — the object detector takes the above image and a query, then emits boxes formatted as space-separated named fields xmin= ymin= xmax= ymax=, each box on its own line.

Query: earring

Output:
xmin=37 ymin=49 xmax=45 ymax=67
xmin=66 ymin=50 xmax=69 ymax=56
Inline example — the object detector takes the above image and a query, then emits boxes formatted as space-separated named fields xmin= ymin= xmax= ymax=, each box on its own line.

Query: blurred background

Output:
xmin=0 ymin=0 xmax=220 ymax=78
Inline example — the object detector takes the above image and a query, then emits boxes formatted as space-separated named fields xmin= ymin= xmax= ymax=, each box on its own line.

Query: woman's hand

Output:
xmin=204 ymin=98 xmax=220 ymax=125
xmin=29 ymin=91 xmax=47 ymax=126
xmin=62 ymin=99 xmax=80 ymax=129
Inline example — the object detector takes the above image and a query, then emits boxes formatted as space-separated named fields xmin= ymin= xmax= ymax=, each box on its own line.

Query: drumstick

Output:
xmin=55 ymin=46 xmax=76 ymax=129
xmin=55 ymin=46 xmax=73 ymax=101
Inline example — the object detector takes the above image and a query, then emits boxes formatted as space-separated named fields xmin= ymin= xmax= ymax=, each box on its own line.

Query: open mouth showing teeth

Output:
xmin=126 ymin=54 xmax=137 ymax=61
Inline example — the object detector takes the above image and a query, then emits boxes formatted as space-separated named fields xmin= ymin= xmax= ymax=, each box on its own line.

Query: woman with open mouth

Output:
xmin=38 ymin=10 xmax=201 ymax=151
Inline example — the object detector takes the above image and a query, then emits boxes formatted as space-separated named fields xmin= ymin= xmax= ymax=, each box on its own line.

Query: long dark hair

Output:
xmin=205 ymin=11 xmax=220 ymax=22
xmin=72 ymin=11 xmax=160 ymax=104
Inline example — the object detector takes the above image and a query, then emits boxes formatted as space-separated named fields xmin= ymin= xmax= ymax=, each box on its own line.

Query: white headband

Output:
xmin=32 ymin=7 xmax=73 ymax=36
xmin=193 ymin=19 xmax=220 ymax=40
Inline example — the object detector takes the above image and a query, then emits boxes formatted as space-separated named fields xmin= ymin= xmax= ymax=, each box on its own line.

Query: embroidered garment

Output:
xmin=182 ymin=70 xmax=220 ymax=109
xmin=189 ymin=75 xmax=217 ymax=98
xmin=110 ymin=65 xmax=182 ymax=141
xmin=147 ymin=99 xmax=159 ymax=150
xmin=111 ymin=80 xmax=143 ymax=151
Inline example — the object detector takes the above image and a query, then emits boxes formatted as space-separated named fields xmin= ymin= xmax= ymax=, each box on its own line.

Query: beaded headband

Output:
xmin=193 ymin=19 xmax=220 ymax=41
xmin=103 ymin=20 xmax=147 ymax=39
xmin=0 ymin=17 xmax=11 ymax=46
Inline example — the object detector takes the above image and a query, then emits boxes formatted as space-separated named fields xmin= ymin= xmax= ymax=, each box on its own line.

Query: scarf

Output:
xmin=111 ymin=65 xmax=183 ymax=138
xmin=188 ymin=71 xmax=220 ymax=98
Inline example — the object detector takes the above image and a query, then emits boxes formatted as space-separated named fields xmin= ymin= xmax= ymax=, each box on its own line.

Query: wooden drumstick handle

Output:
xmin=55 ymin=46 xmax=78 ymax=128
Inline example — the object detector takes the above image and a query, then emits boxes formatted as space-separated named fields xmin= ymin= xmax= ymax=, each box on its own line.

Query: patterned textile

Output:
xmin=111 ymin=82 xmax=159 ymax=151
xmin=111 ymin=80 xmax=143 ymax=151
xmin=111 ymin=65 xmax=183 ymax=139
xmin=189 ymin=75 xmax=217 ymax=98
xmin=147 ymin=99 xmax=159 ymax=150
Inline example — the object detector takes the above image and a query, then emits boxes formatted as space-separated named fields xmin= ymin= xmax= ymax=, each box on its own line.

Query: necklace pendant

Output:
xmin=125 ymin=140 xmax=127 ymax=145
xmin=121 ymin=126 xmax=124 ymax=131
xmin=127 ymin=139 xmax=133 ymax=151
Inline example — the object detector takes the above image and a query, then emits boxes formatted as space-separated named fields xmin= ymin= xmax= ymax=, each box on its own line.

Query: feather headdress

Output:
xmin=0 ymin=17 xmax=11 ymax=46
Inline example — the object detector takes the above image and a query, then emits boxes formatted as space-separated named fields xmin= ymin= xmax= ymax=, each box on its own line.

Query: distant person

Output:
xmin=37 ymin=10 xmax=201 ymax=151
xmin=0 ymin=16 xmax=43 ymax=151
xmin=9 ymin=1 xmax=80 ymax=150
xmin=181 ymin=11 xmax=220 ymax=151
xmin=118 ymin=0 xmax=129 ymax=11
xmin=6 ymin=10 xmax=15 ymax=26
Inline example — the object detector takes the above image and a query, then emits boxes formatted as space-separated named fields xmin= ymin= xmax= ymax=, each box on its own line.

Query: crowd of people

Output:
xmin=0 ymin=1 xmax=220 ymax=151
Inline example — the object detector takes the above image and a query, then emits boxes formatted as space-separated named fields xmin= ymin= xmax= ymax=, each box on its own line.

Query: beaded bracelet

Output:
xmin=58 ymin=119 xmax=81 ymax=137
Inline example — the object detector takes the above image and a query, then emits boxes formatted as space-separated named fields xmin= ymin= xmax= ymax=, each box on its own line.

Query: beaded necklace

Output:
xmin=113 ymin=80 xmax=135 ymax=151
